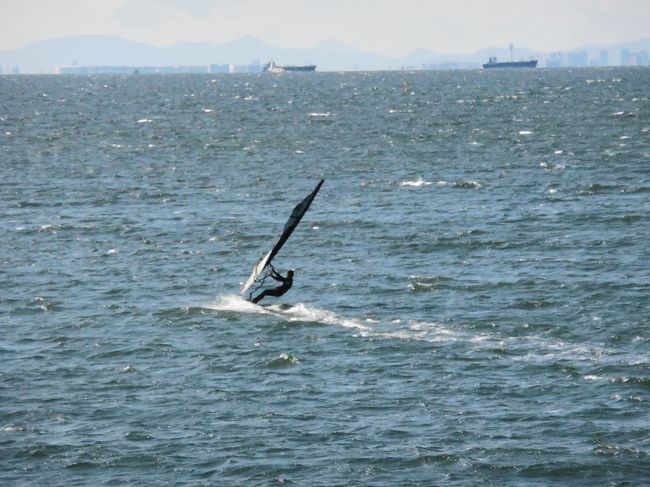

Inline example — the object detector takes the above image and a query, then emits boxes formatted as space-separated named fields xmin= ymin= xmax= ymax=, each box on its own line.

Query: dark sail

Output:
xmin=241 ymin=179 xmax=324 ymax=293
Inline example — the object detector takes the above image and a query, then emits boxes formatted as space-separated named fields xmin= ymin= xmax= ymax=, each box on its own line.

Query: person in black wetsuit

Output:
xmin=250 ymin=268 xmax=294 ymax=304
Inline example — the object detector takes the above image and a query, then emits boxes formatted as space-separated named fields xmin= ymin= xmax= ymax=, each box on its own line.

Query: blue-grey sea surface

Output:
xmin=1 ymin=68 xmax=649 ymax=485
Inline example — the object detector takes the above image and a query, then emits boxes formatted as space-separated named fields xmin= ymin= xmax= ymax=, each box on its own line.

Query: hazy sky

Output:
xmin=1 ymin=0 xmax=649 ymax=54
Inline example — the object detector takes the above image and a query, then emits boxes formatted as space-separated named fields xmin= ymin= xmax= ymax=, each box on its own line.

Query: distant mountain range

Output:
xmin=2 ymin=34 xmax=650 ymax=73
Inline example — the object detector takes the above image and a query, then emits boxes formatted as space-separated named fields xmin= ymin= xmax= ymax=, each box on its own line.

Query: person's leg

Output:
xmin=252 ymin=290 xmax=269 ymax=304
xmin=252 ymin=287 xmax=286 ymax=304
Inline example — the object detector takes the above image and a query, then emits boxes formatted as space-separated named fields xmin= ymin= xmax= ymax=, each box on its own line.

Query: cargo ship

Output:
xmin=483 ymin=57 xmax=538 ymax=69
xmin=263 ymin=61 xmax=316 ymax=73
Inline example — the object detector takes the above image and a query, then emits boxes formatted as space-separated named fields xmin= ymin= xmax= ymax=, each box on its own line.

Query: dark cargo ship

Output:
xmin=483 ymin=57 xmax=538 ymax=69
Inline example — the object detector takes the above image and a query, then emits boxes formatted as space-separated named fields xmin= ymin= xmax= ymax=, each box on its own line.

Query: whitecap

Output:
xmin=584 ymin=375 xmax=604 ymax=381
xmin=39 ymin=224 xmax=59 ymax=232
xmin=540 ymin=162 xmax=565 ymax=171
xmin=278 ymin=352 xmax=299 ymax=365
xmin=400 ymin=178 xmax=432 ymax=187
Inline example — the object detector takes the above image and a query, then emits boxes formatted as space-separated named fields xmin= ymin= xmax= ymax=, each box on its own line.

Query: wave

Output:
xmin=399 ymin=178 xmax=482 ymax=190
xmin=436 ymin=180 xmax=482 ymax=189
xmin=407 ymin=275 xmax=455 ymax=292
xmin=400 ymin=178 xmax=432 ymax=188
xmin=267 ymin=352 xmax=300 ymax=368
xmin=14 ymin=222 xmax=96 ymax=234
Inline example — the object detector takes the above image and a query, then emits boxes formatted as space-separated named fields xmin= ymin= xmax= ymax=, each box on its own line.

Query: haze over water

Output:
xmin=1 ymin=68 xmax=649 ymax=485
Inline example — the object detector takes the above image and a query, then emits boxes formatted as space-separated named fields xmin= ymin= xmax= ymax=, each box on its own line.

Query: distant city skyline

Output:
xmin=2 ymin=33 xmax=649 ymax=74
xmin=1 ymin=0 xmax=650 ymax=57
xmin=52 ymin=45 xmax=650 ymax=75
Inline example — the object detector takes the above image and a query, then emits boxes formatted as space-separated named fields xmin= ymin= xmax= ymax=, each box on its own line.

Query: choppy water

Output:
xmin=1 ymin=68 xmax=649 ymax=485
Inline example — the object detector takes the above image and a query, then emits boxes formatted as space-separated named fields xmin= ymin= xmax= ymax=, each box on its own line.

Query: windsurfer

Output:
xmin=250 ymin=268 xmax=294 ymax=304
xmin=240 ymin=179 xmax=323 ymax=299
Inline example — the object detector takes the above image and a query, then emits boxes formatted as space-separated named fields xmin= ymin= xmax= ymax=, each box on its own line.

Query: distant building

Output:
xmin=620 ymin=49 xmax=649 ymax=66
xmin=58 ymin=66 xmax=141 ymax=74
xmin=185 ymin=65 xmax=210 ymax=74
xmin=56 ymin=60 xmax=265 ymax=75
xmin=545 ymin=52 xmax=564 ymax=68
xmin=598 ymin=50 xmax=609 ymax=67
xmin=58 ymin=65 xmax=212 ymax=74
xmin=635 ymin=51 xmax=648 ymax=66
xmin=149 ymin=65 xmax=209 ymax=73
xmin=154 ymin=66 xmax=177 ymax=74
xmin=422 ymin=62 xmax=480 ymax=70
xmin=229 ymin=61 xmax=261 ymax=73
xmin=621 ymin=49 xmax=632 ymax=66
xmin=152 ymin=65 xmax=209 ymax=73
xmin=210 ymin=64 xmax=229 ymax=73
xmin=567 ymin=50 xmax=589 ymax=67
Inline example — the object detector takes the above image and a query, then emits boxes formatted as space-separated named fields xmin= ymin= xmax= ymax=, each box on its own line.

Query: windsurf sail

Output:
xmin=241 ymin=179 xmax=324 ymax=294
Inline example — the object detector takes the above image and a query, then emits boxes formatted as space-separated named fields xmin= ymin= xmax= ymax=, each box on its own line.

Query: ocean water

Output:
xmin=1 ymin=68 xmax=649 ymax=485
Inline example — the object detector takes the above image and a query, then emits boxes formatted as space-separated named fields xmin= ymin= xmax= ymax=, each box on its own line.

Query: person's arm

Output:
xmin=269 ymin=265 xmax=281 ymax=280
xmin=271 ymin=270 xmax=287 ymax=283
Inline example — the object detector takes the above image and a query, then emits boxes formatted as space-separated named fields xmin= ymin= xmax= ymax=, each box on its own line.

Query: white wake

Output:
xmin=204 ymin=294 xmax=372 ymax=332
xmin=201 ymin=294 xmax=472 ymax=341
xmin=200 ymin=296 xmax=623 ymax=372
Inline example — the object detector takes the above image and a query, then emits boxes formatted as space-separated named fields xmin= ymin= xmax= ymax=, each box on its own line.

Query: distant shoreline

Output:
xmin=2 ymin=65 xmax=650 ymax=76
xmin=2 ymin=34 xmax=649 ymax=74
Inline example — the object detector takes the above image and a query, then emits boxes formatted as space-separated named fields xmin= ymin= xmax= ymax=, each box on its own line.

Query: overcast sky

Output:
xmin=1 ymin=0 xmax=649 ymax=55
